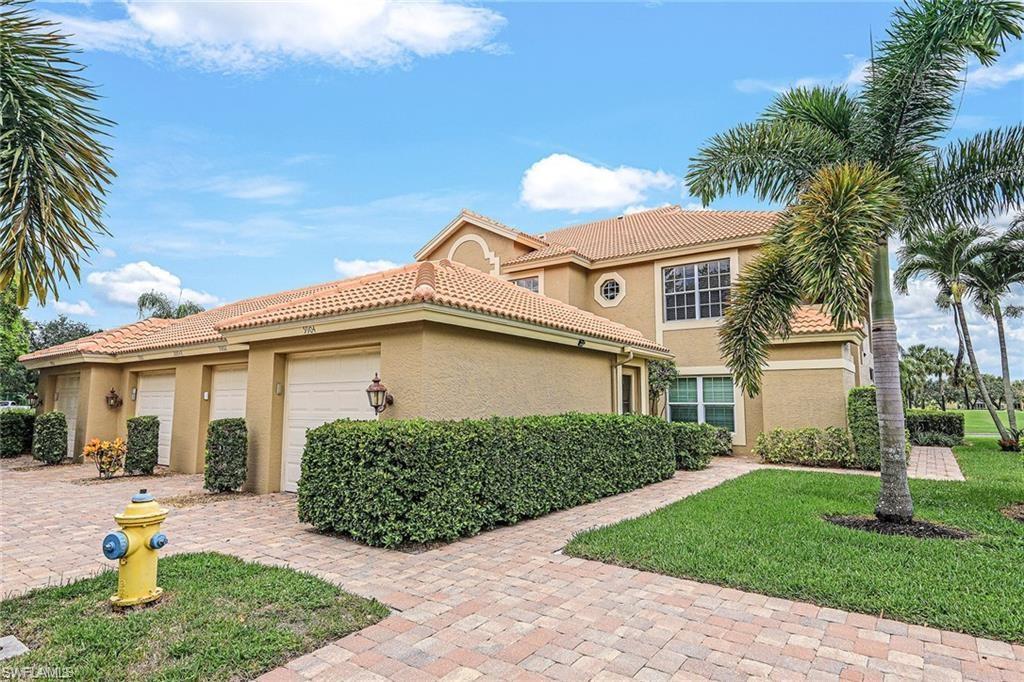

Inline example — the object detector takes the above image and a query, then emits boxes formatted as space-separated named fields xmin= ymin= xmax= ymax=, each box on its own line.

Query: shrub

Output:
xmin=83 ymin=437 xmax=127 ymax=479
xmin=298 ymin=413 xmax=675 ymax=548
xmin=670 ymin=422 xmax=732 ymax=470
xmin=32 ymin=411 xmax=67 ymax=465
xmin=125 ymin=416 xmax=160 ymax=474
xmin=847 ymin=387 xmax=881 ymax=470
xmin=754 ymin=426 xmax=856 ymax=468
xmin=1 ymin=409 xmax=35 ymax=458
xmin=906 ymin=409 xmax=963 ymax=446
xmin=912 ymin=431 xmax=962 ymax=447
xmin=204 ymin=418 xmax=248 ymax=492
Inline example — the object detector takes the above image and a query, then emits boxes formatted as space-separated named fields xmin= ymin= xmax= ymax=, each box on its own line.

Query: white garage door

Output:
xmin=136 ymin=372 xmax=175 ymax=466
xmin=281 ymin=350 xmax=379 ymax=493
xmin=210 ymin=366 xmax=247 ymax=421
xmin=54 ymin=373 xmax=80 ymax=459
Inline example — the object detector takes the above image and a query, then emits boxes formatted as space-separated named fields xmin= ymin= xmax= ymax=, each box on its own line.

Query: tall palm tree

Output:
xmin=902 ymin=344 xmax=931 ymax=408
xmin=1 ymin=2 xmax=114 ymax=306
xmin=137 ymin=291 xmax=205 ymax=320
xmin=924 ymin=346 xmax=955 ymax=410
xmin=895 ymin=223 xmax=1011 ymax=441
xmin=686 ymin=0 xmax=1024 ymax=523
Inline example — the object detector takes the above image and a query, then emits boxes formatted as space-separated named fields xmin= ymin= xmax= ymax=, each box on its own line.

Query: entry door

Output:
xmin=210 ymin=366 xmax=247 ymax=420
xmin=136 ymin=372 xmax=175 ymax=465
xmin=281 ymin=351 xmax=379 ymax=493
xmin=54 ymin=373 xmax=80 ymax=458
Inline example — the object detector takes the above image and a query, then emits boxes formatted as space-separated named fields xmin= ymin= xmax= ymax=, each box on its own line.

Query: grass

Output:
xmin=0 ymin=552 xmax=388 ymax=681
xmin=953 ymin=409 xmax=1023 ymax=435
xmin=566 ymin=438 xmax=1024 ymax=642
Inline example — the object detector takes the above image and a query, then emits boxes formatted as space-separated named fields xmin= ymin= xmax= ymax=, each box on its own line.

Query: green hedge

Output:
xmin=204 ymin=418 xmax=248 ymax=492
xmin=32 ymin=411 xmax=67 ymax=465
xmin=906 ymin=409 xmax=964 ymax=446
xmin=126 ymin=416 xmax=160 ymax=475
xmin=846 ymin=387 xmax=881 ymax=470
xmin=298 ymin=413 xmax=675 ymax=548
xmin=670 ymin=422 xmax=732 ymax=470
xmin=1 ymin=409 xmax=35 ymax=458
xmin=754 ymin=426 xmax=856 ymax=468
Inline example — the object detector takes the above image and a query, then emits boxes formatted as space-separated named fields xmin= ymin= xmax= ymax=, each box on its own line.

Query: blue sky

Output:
xmin=30 ymin=1 xmax=1024 ymax=374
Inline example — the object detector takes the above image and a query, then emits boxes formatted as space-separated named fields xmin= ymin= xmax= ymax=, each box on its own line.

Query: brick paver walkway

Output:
xmin=2 ymin=455 xmax=1017 ymax=681
xmin=906 ymin=446 xmax=965 ymax=481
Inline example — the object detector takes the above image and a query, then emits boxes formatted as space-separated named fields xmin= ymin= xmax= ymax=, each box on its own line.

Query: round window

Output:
xmin=600 ymin=279 xmax=621 ymax=301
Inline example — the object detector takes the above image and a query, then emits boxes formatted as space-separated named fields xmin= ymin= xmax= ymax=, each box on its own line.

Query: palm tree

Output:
xmin=902 ymin=344 xmax=932 ymax=408
xmin=0 ymin=3 xmax=114 ymax=306
xmin=686 ymin=0 xmax=1024 ymax=523
xmin=895 ymin=223 xmax=1011 ymax=441
xmin=924 ymin=346 xmax=954 ymax=410
xmin=137 ymin=291 xmax=205 ymax=320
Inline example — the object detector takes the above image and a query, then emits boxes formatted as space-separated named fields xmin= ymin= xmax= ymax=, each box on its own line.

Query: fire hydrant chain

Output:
xmin=101 ymin=489 xmax=169 ymax=607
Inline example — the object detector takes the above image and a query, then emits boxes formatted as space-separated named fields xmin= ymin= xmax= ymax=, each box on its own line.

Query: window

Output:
xmin=668 ymin=376 xmax=735 ymax=432
xmin=663 ymin=258 xmax=731 ymax=321
xmin=511 ymin=276 xmax=539 ymax=293
xmin=621 ymin=372 xmax=634 ymax=414
xmin=600 ymin=279 xmax=621 ymax=301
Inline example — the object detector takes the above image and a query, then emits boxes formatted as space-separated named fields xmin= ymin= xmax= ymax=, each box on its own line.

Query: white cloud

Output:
xmin=332 ymin=258 xmax=399 ymax=279
xmin=520 ymin=154 xmax=676 ymax=213
xmin=52 ymin=300 xmax=97 ymax=317
xmin=100 ymin=247 xmax=117 ymax=258
xmin=202 ymin=175 xmax=302 ymax=201
xmin=735 ymin=57 xmax=868 ymax=94
xmin=967 ymin=61 xmax=1024 ymax=90
xmin=44 ymin=1 xmax=506 ymax=74
xmin=86 ymin=261 xmax=218 ymax=307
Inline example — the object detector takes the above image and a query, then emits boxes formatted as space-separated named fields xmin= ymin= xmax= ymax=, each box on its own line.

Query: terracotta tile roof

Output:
xmin=18 ymin=318 xmax=176 ymax=362
xmin=508 ymin=206 xmax=780 ymax=265
xmin=789 ymin=305 xmax=863 ymax=335
xmin=217 ymin=260 xmax=669 ymax=354
xmin=460 ymin=209 xmax=548 ymax=245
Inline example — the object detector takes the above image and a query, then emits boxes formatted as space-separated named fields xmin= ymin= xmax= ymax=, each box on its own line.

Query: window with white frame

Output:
xmin=668 ymin=376 xmax=735 ymax=431
xmin=663 ymin=258 xmax=731 ymax=321
xmin=511 ymin=276 xmax=539 ymax=293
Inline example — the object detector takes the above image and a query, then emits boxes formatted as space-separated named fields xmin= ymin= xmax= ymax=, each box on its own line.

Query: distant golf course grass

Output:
xmin=953 ymin=409 xmax=1022 ymax=434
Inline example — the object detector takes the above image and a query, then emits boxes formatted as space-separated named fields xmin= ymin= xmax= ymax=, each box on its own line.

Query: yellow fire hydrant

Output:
xmin=101 ymin=489 xmax=169 ymax=607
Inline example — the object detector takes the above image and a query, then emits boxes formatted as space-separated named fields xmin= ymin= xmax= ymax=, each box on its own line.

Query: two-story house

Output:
xmin=21 ymin=206 xmax=870 ymax=493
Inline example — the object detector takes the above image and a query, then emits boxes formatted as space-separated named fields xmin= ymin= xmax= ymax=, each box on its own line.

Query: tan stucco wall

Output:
xmin=761 ymin=367 xmax=855 ymax=432
xmin=542 ymin=263 xmax=589 ymax=309
xmin=424 ymin=223 xmax=533 ymax=272
xmin=585 ymin=261 xmax=658 ymax=340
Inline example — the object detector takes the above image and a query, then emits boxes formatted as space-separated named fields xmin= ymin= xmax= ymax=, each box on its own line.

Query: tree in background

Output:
xmin=687 ymin=0 xmax=1024 ymax=523
xmin=136 ymin=291 xmax=205 ymax=319
xmin=30 ymin=314 xmax=97 ymax=351
xmin=901 ymin=345 xmax=930 ymax=408
xmin=0 ymin=284 xmax=32 ymax=401
xmin=0 ymin=2 xmax=114 ymax=306
xmin=925 ymin=346 xmax=955 ymax=411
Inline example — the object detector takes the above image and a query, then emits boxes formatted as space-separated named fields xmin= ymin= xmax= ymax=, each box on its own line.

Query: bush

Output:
xmin=847 ymin=387 xmax=881 ymax=470
xmin=754 ymin=426 xmax=856 ymax=468
xmin=912 ymin=431 xmax=963 ymax=447
xmin=670 ymin=422 xmax=732 ymax=470
xmin=126 ymin=416 xmax=160 ymax=474
xmin=32 ymin=411 xmax=67 ymax=465
xmin=298 ymin=413 xmax=675 ymax=548
xmin=1 ymin=409 xmax=35 ymax=458
xmin=83 ymin=437 xmax=126 ymax=479
xmin=906 ymin=409 xmax=964 ymax=446
xmin=204 ymin=418 xmax=248 ymax=492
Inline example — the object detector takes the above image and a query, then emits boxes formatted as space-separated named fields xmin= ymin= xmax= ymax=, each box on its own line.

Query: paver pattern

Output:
xmin=1 ymin=453 xmax=1016 ymax=681
xmin=906 ymin=446 xmax=965 ymax=481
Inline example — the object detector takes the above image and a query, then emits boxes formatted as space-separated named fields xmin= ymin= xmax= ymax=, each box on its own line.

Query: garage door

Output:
xmin=281 ymin=350 xmax=379 ymax=493
xmin=54 ymin=373 xmax=80 ymax=459
xmin=136 ymin=372 xmax=175 ymax=466
xmin=210 ymin=366 xmax=247 ymax=420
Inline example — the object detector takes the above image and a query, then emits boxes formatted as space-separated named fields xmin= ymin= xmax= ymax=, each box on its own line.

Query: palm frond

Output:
xmin=894 ymin=222 xmax=997 ymax=295
xmin=137 ymin=291 xmax=173 ymax=319
xmin=763 ymin=86 xmax=861 ymax=145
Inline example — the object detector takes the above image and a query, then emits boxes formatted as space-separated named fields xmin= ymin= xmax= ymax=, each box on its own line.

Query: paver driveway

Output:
xmin=1 ymin=454 xmax=1017 ymax=681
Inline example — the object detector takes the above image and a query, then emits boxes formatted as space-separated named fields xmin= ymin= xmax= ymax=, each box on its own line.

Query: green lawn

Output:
xmin=566 ymin=438 xmax=1024 ymax=642
xmin=954 ymin=409 xmax=1023 ymax=435
xmin=0 ymin=552 xmax=387 ymax=681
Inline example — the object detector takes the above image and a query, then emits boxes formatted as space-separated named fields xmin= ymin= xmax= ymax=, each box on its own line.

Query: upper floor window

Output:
xmin=663 ymin=258 xmax=730 ymax=321
xmin=600 ymin=279 xmax=621 ymax=301
xmin=511 ymin=276 xmax=539 ymax=293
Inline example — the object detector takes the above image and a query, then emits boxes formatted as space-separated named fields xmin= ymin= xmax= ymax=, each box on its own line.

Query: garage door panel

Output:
xmin=210 ymin=366 xmax=247 ymax=421
xmin=136 ymin=373 xmax=175 ymax=466
xmin=55 ymin=374 xmax=80 ymax=459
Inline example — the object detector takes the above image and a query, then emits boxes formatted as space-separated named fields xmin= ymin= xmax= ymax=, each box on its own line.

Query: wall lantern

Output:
xmin=130 ymin=387 xmax=138 ymax=401
xmin=105 ymin=388 xmax=123 ymax=409
xmin=26 ymin=392 xmax=39 ymax=408
xmin=366 ymin=373 xmax=394 ymax=414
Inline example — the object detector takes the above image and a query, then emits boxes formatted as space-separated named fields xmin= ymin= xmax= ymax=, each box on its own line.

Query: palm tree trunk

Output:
xmin=937 ymin=373 xmax=946 ymax=410
xmin=991 ymin=300 xmax=1017 ymax=432
xmin=872 ymin=243 xmax=913 ymax=523
xmin=954 ymin=299 xmax=1010 ymax=441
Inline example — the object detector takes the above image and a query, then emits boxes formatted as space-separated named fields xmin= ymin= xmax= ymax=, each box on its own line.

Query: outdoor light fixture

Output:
xmin=26 ymin=392 xmax=39 ymax=408
xmin=130 ymin=387 xmax=138 ymax=401
xmin=366 ymin=373 xmax=393 ymax=414
xmin=105 ymin=388 xmax=123 ymax=409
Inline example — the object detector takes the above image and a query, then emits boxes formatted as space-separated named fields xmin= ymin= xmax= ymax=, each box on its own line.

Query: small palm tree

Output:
xmin=137 ymin=291 xmax=205 ymax=320
xmin=0 ymin=3 xmax=114 ymax=306
xmin=687 ymin=0 xmax=1024 ymax=523
xmin=924 ymin=346 xmax=955 ymax=410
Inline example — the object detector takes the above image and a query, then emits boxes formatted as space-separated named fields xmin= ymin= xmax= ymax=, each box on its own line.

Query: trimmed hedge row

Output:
xmin=847 ymin=387 xmax=881 ymax=470
xmin=126 ymin=415 xmax=160 ymax=475
xmin=32 ymin=411 xmax=67 ymax=465
xmin=906 ymin=409 xmax=964 ymax=446
xmin=670 ymin=422 xmax=732 ymax=470
xmin=1 ymin=409 xmax=35 ymax=458
xmin=754 ymin=426 xmax=856 ymax=468
xmin=204 ymin=418 xmax=248 ymax=492
xmin=298 ymin=413 xmax=675 ymax=548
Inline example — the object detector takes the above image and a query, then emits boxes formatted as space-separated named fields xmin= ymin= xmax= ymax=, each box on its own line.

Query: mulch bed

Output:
xmin=824 ymin=514 xmax=973 ymax=540
xmin=162 ymin=491 xmax=255 ymax=508
xmin=73 ymin=467 xmax=179 ymax=485
xmin=1002 ymin=503 xmax=1024 ymax=524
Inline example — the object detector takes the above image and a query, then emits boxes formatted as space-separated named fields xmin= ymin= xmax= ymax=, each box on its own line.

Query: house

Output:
xmin=20 ymin=206 xmax=870 ymax=492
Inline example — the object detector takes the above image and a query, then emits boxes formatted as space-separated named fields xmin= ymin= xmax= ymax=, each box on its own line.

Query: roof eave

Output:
xmin=414 ymin=211 xmax=547 ymax=261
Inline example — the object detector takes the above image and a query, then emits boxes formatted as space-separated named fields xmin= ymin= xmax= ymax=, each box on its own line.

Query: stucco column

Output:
xmin=80 ymin=364 xmax=127 ymax=447
xmin=170 ymin=364 xmax=204 ymax=474
xmin=244 ymin=347 xmax=285 ymax=494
